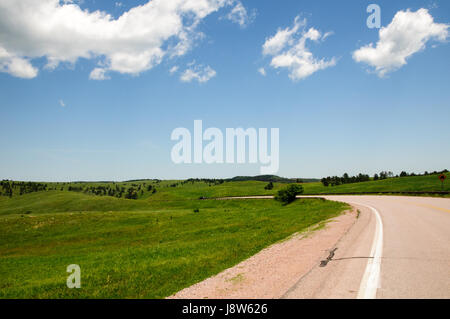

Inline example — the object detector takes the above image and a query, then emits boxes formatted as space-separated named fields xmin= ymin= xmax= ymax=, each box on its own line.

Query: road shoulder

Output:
xmin=168 ymin=207 xmax=359 ymax=299
xmin=283 ymin=204 xmax=375 ymax=298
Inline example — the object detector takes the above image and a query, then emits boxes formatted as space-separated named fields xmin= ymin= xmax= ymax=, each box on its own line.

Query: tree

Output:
xmin=400 ymin=171 xmax=408 ymax=177
xmin=321 ymin=178 xmax=329 ymax=187
xmin=275 ymin=184 xmax=304 ymax=205
xmin=264 ymin=182 xmax=274 ymax=190
xmin=125 ymin=187 xmax=138 ymax=200
xmin=342 ymin=173 xmax=349 ymax=184
xmin=374 ymin=174 xmax=379 ymax=181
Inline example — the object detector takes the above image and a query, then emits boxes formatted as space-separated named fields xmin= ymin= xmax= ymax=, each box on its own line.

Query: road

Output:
xmin=282 ymin=195 xmax=450 ymax=299
xmin=219 ymin=195 xmax=450 ymax=298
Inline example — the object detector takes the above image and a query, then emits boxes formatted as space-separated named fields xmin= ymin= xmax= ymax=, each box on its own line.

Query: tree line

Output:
xmin=0 ymin=180 xmax=158 ymax=200
xmin=321 ymin=169 xmax=449 ymax=187
xmin=181 ymin=178 xmax=225 ymax=186
xmin=0 ymin=180 xmax=48 ymax=197
xmin=69 ymin=183 xmax=157 ymax=200
xmin=321 ymin=173 xmax=371 ymax=187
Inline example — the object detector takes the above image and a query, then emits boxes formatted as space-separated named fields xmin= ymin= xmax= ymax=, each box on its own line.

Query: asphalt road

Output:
xmin=283 ymin=195 xmax=450 ymax=299
xmin=221 ymin=195 xmax=450 ymax=298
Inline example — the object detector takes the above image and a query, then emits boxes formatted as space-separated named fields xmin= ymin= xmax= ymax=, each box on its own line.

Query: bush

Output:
xmin=275 ymin=184 xmax=304 ymax=205
xmin=264 ymin=182 xmax=274 ymax=190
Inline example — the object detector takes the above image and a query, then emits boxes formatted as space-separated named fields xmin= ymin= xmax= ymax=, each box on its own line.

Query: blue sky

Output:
xmin=0 ymin=0 xmax=449 ymax=181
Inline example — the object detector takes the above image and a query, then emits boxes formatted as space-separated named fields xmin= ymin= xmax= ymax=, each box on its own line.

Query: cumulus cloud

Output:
xmin=258 ymin=67 xmax=266 ymax=76
xmin=180 ymin=64 xmax=216 ymax=83
xmin=89 ymin=68 xmax=110 ymax=80
xmin=353 ymin=8 xmax=448 ymax=77
xmin=59 ymin=99 xmax=66 ymax=107
xmin=262 ymin=16 xmax=336 ymax=81
xmin=0 ymin=47 xmax=38 ymax=79
xmin=262 ymin=16 xmax=305 ymax=56
xmin=0 ymin=0 xmax=236 ymax=79
xmin=226 ymin=1 xmax=255 ymax=28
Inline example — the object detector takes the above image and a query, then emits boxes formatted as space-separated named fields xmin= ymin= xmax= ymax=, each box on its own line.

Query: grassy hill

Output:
xmin=0 ymin=181 xmax=347 ymax=298
xmin=228 ymin=175 xmax=319 ymax=183
xmin=1 ymin=172 xmax=448 ymax=298
xmin=1 ymin=173 xmax=448 ymax=210
xmin=302 ymin=173 xmax=450 ymax=195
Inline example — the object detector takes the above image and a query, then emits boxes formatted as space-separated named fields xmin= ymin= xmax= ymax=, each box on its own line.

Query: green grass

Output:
xmin=0 ymin=191 xmax=347 ymax=298
xmin=1 ymin=180 xmax=286 ymax=202
xmin=2 ymin=173 xmax=447 ymax=206
xmin=1 ymin=172 xmax=447 ymax=298
xmin=302 ymin=173 xmax=450 ymax=195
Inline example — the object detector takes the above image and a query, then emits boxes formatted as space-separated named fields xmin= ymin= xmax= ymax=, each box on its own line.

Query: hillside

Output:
xmin=0 ymin=187 xmax=346 ymax=298
xmin=302 ymin=173 xmax=450 ymax=195
xmin=228 ymin=175 xmax=319 ymax=183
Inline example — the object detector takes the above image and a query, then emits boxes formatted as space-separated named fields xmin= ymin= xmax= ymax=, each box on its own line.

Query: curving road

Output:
xmin=283 ymin=195 xmax=450 ymax=299
xmin=219 ymin=195 xmax=450 ymax=298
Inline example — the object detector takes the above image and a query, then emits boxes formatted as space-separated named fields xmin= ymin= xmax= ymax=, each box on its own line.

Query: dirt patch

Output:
xmin=168 ymin=209 xmax=357 ymax=299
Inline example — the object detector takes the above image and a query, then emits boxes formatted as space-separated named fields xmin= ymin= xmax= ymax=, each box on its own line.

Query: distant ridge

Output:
xmin=228 ymin=175 xmax=319 ymax=183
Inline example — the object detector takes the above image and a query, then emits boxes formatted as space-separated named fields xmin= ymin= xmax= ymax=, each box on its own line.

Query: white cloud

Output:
xmin=322 ymin=31 xmax=334 ymax=41
xmin=258 ymin=67 xmax=266 ymax=76
xmin=226 ymin=1 xmax=255 ymax=28
xmin=0 ymin=0 xmax=235 ymax=79
xmin=0 ymin=47 xmax=38 ymax=79
xmin=262 ymin=16 xmax=306 ymax=56
xmin=89 ymin=67 xmax=110 ymax=80
xmin=262 ymin=16 xmax=336 ymax=81
xmin=169 ymin=66 xmax=179 ymax=74
xmin=353 ymin=8 xmax=448 ymax=77
xmin=59 ymin=99 xmax=66 ymax=107
xmin=180 ymin=64 xmax=216 ymax=83
xmin=62 ymin=0 xmax=84 ymax=4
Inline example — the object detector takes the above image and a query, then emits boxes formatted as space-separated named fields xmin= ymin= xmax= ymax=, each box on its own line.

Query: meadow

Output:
xmin=303 ymin=172 xmax=449 ymax=195
xmin=0 ymin=172 xmax=447 ymax=298
xmin=0 ymin=185 xmax=347 ymax=298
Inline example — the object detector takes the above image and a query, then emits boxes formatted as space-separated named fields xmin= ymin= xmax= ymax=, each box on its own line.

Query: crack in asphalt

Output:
xmin=321 ymin=255 xmax=449 ymax=265
xmin=320 ymin=248 xmax=338 ymax=267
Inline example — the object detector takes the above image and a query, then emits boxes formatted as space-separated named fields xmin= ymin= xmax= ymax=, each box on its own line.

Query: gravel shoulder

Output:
xmin=168 ymin=207 xmax=357 ymax=299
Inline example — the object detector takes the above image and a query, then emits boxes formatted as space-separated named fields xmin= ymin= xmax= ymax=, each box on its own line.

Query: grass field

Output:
xmin=0 ymin=172 xmax=447 ymax=298
xmin=302 ymin=173 xmax=450 ymax=195
xmin=1 ymin=173 xmax=447 ymax=207
xmin=0 ymin=191 xmax=347 ymax=298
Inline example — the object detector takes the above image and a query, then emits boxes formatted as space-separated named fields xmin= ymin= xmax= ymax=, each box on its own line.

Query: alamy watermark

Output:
xmin=367 ymin=4 xmax=381 ymax=29
xmin=171 ymin=120 xmax=279 ymax=174
xmin=66 ymin=264 xmax=81 ymax=288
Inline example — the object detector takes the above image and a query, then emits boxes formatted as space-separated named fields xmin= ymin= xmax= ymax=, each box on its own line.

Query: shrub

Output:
xmin=275 ymin=184 xmax=304 ymax=205
xmin=264 ymin=182 xmax=274 ymax=190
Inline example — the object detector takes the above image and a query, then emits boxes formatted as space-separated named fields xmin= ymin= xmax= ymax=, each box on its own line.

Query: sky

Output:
xmin=0 ymin=0 xmax=449 ymax=181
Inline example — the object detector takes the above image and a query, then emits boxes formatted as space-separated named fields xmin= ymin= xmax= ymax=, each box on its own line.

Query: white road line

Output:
xmin=223 ymin=195 xmax=385 ymax=298
xmin=349 ymin=203 xmax=384 ymax=299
